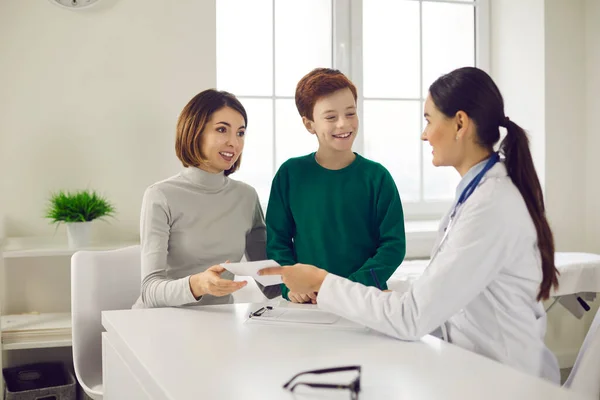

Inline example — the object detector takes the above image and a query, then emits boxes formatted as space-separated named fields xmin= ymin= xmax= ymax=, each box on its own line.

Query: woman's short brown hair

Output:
xmin=175 ymin=89 xmax=247 ymax=176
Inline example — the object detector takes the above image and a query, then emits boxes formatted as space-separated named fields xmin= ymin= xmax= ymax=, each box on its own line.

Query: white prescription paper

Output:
xmin=250 ymin=308 xmax=340 ymax=324
xmin=222 ymin=260 xmax=283 ymax=286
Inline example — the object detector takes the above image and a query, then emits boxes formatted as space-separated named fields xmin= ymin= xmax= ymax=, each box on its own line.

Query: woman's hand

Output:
xmin=288 ymin=291 xmax=318 ymax=304
xmin=259 ymin=263 xmax=328 ymax=294
xmin=189 ymin=264 xmax=247 ymax=298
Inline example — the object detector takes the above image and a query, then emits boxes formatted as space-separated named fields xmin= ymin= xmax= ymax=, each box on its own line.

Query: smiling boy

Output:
xmin=266 ymin=68 xmax=406 ymax=303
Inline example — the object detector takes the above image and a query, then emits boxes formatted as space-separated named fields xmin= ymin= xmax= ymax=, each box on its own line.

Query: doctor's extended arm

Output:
xmin=318 ymin=187 xmax=512 ymax=340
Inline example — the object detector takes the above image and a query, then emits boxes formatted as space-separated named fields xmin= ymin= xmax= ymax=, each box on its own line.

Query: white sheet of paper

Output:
xmin=222 ymin=260 xmax=282 ymax=286
xmin=252 ymin=308 xmax=340 ymax=324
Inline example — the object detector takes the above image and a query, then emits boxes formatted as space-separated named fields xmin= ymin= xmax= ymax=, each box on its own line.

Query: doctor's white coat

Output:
xmin=317 ymin=162 xmax=560 ymax=383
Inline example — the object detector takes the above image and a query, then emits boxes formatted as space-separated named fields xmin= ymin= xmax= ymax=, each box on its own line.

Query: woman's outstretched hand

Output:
xmin=189 ymin=264 xmax=247 ymax=298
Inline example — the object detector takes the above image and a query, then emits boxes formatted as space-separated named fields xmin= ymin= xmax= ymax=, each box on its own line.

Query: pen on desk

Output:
xmin=370 ymin=268 xmax=382 ymax=290
xmin=249 ymin=305 xmax=272 ymax=318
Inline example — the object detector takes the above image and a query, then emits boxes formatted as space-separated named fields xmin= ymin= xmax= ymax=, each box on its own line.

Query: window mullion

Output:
xmin=334 ymin=0 xmax=363 ymax=155
xmin=271 ymin=0 xmax=277 ymax=176
xmin=475 ymin=0 xmax=490 ymax=73
xmin=419 ymin=0 xmax=425 ymax=203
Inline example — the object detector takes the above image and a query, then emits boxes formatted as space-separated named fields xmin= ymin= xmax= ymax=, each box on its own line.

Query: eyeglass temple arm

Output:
xmin=289 ymin=382 xmax=351 ymax=392
xmin=283 ymin=365 xmax=361 ymax=388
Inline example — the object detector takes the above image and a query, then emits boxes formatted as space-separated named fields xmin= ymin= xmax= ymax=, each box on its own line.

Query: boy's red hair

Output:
xmin=295 ymin=68 xmax=358 ymax=121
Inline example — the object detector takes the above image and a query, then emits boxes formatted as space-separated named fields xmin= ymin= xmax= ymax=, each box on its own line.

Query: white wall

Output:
xmin=491 ymin=0 xmax=589 ymax=253
xmin=585 ymin=0 xmax=600 ymax=253
xmin=541 ymin=0 xmax=590 ymax=368
xmin=545 ymin=0 xmax=586 ymax=252
xmin=490 ymin=0 xmax=546 ymax=188
xmin=0 ymin=0 xmax=216 ymax=241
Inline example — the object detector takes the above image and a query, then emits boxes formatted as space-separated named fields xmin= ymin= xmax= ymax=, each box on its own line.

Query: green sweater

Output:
xmin=266 ymin=153 xmax=406 ymax=300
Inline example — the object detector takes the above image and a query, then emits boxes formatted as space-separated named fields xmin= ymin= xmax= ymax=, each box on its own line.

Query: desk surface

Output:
xmin=102 ymin=302 xmax=588 ymax=400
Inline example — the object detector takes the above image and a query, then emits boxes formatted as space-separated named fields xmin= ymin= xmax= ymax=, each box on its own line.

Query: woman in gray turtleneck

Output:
xmin=133 ymin=89 xmax=280 ymax=309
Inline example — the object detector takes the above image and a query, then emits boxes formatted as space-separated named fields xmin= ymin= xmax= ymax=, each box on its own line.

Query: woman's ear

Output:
xmin=302 ymin=116 xmax=316 ymax=135
xmin=455 ymin=111 xmax=469 ymax=140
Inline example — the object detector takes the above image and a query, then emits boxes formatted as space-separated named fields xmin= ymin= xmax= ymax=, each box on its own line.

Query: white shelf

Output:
xmin=2 ymin=336 xmax=72 ymax=351
xmin=2 ymin=236 xmax=138 ymax=258
xmin=1 ymin=312 xmax=72 ymax=350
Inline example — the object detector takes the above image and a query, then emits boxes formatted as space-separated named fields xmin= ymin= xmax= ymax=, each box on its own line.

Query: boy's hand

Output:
xmin=288 ymin=291 xmax=317 ymax=304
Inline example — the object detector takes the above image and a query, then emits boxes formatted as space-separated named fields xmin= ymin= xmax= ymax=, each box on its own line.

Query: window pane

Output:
xmin=422 ymin=145 xmax=461 ymax=201
xmin=363 ymin=100 xmax=421 ymax=202
xmin=275 ymin=0 xmax=332 ymax=96
xmin=363 ymin=0 xmax=420 ymax=99
xmin=233 ymin=98 xmax=274 ymax=204
xmin=275 ymin=99 xmax=317 ymax=168
xmin=422 ymin=2 xmax=475 ymax=96
xmin=217 ymin=0 xmax=273 ymax=96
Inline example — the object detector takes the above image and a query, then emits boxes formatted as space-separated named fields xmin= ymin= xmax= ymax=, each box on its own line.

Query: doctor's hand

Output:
xmin=189 ymin=264 xmax=247 ymax=299
xmin=258 ymin=263 xmax=328 ymax=294
xmin=288 ymin=291 xmax=318 ymax=304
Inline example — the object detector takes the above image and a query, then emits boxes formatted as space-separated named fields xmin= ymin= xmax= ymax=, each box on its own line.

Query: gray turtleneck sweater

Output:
xmin=133 ymin=166 xmax=280 ymax=309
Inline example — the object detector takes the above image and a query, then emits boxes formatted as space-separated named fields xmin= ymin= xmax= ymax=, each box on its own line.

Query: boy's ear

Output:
xmin=302 ymin=116 xmax=316 ymax=135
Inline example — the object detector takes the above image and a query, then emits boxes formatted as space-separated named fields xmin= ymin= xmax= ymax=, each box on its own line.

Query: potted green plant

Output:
xmin=45 ymin=190 xmax=116 ymax=248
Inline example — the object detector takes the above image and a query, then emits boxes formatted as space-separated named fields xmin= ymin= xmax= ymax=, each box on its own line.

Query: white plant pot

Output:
xmin=66 ymin=221 xmax=92 ymax=249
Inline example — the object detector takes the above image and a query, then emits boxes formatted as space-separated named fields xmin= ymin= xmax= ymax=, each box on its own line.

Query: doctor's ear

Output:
xmin=302 ymin=116 xmax=316 ymax=135
xmin=454 ymin=111 xmax=469 ymax=135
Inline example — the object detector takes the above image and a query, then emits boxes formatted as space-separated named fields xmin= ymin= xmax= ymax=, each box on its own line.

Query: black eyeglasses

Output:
xmin=283 ymin=365 xmax=361 ymax=399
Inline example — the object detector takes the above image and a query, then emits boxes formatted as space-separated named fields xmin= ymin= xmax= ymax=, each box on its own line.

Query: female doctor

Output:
xmin=259 ymin=67 xmax=561 ymax=383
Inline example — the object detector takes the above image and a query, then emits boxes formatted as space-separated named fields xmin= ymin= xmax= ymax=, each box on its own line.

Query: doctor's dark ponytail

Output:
xmin=500 ymin=119 xmax=558 ymax=301
xmin=429 ymin=67 xmax=559 ymax=301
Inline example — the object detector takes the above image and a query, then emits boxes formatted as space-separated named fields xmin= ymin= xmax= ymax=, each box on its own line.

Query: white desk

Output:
xmin=387 ymin=254 xmax=600 ymax=322
xmin=387 ymin=253 xmax=600 ymax=297
xmin=101 ymin=302 xmax=588 ymax=400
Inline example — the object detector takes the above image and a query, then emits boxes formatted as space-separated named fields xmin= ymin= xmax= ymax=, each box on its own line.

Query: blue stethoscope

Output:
xmin=435 ymin=152 xmax=500 ymax=256
xmin=430 ymin=152 xmax=500 ymax=342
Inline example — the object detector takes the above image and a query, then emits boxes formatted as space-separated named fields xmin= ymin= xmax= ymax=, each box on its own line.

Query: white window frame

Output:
xmin=217 ymin=0 xmax=490 ymax=221
xmin=334 ymin=0 xmax=490 ymax=221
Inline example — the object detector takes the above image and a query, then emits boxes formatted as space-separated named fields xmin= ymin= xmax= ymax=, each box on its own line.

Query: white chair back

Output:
xmin=564 ymin=304 xmax=600 ymax=398
xmin=71 ymin=245 xmax=141 ymax=400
